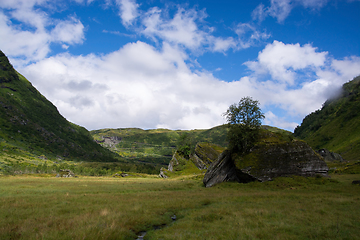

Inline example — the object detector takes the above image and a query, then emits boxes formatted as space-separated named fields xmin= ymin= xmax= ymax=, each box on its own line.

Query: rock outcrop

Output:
xmin=160 ymin=142 xmax=225 ymax=178
xmin=203 ymin=150 xmax=258 ymax=187
xmin=203 ymin=131 xmax=329 ymax=187
xmin=96 ymin=136 xmax=122 ymax=148
xmin=159 ymin=168 xmax=168 ymax=178
xmin=56 ymin=169 xmax=76 ymax=178
xmin=317 ymin=149 xmax=344 ymax=162
xmin=233 ymin=141 xmax=329 ymax=183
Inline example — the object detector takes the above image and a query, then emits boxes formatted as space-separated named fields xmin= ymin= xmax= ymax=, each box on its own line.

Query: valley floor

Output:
xmin=0 ymin=174 xmax=359 ymax=239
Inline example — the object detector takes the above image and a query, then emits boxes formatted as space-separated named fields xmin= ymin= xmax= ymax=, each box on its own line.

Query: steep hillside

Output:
xmin=294 ymin=75 xmax=360 ymax=160
xmin=0 ymin=50 xmax=117 ymax=162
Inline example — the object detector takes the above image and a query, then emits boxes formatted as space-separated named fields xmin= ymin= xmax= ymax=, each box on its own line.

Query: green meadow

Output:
xmin=1 ymin=173 xmax=359 ymax=240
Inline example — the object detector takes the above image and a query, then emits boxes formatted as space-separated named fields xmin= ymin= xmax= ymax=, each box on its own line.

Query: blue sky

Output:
xmin=0 ymin=0 xmax=359 ymax=131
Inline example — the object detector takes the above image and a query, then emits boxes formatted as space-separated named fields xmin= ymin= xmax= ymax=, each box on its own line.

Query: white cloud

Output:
xmin=241 ymin=41 xmax=360 ymax=130
xmin=252 ymin=0 xmax=330 ymax=23
xmin=245 ymin=40 xmax=327 ymax=85
xmin=268 ymin=0 xmax=293 ymax=23
xmin=300 ymin=0 xmax=329 ymax=9
xmin=21 ymin=42 xmax=235 ymax=130
xmin=139 ymin=6 xmax=269 ymax=53
xmin=234 ymin=23 xmax=271 ymax=49
xmin=141 ymin=7 xmax=208 ymax=50
xmin=0 ymin=0 xmax=85 ymax=65
xmin=116 ymin=0 xmax=139 ymax=27
xmin=252 ymin=3 xmax=267 ymax=22
xmin=264 ymin=111 xmax=299 ymax=130
xmin=210 ymin=37 xmax=237 ymax=52
xmin=51 ymin=17 xmax=85 ymax=45
xmin=0 ymin=11 xmax=50 ymax=63
xmin=331 ymin=56 xmax=360 ymax=80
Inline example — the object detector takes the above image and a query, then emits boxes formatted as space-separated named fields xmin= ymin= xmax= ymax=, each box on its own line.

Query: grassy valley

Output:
xmin=1 ymin=174 xmax=359 ymax=239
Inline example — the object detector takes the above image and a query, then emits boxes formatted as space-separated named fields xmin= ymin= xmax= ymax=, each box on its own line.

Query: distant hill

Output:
xmin=294 ymin=75 xmax=360 ymax=160
xmin=90 ymin=125 xmax=228 ymax=165
xmin=0 ymin=50 xmax=117 ymax=162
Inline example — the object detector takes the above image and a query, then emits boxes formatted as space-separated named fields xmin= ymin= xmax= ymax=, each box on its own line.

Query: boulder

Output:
xmin=316 ymin=148 xmax=344 ymax=162
xmin=203 ymin=150 xmax=257 ymax=187
xmin=233 ymin=140 xmax=329 ymax=183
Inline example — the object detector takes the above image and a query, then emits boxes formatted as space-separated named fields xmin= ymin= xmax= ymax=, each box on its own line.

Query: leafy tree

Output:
xmin=223 ymin=96 xmax=265 ymax=153
xmin=176 ymin=133 xmax=194 ymax=159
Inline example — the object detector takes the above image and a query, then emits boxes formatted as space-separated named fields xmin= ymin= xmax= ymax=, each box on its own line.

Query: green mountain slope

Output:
xmin=0 ymin=50 xmax=117 ymax=162
xmin=294 ymin=75 xmax=360 ymax=160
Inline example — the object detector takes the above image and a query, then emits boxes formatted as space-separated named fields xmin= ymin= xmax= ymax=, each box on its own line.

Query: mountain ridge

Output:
xmin=294 ymin=75 xmax=360 ymax=160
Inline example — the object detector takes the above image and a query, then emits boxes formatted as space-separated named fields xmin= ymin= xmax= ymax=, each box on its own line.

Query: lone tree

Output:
xmin=223 ymin=96 xmax=265 ymax=154
xmin=176 ymin=133 xmax=194 ymax=159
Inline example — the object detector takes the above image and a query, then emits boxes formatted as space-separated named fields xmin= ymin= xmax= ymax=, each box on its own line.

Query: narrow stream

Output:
xmin=136 ymin=215 xmax=176 ymax=240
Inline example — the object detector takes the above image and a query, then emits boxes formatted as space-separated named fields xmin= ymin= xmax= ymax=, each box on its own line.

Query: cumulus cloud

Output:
xmin=0 ymin=0 xmax=85 ymax=65
xmin=141 ymin=7 xmax=210 ymax=51
xmin=21 ymin=42 xmax=236 ymax=130
xmin=331 ymin=56 xmax=360 ymax=80
xmin=210 ymin=37 xmax=237 ymax=52
xmin=244 ymin=41 xmax=327 ymax=85
xmin=116 ymin=0 xmax=139 ymax=27
xmin=268 ymin=0 xmax=293 ymax=23
xmin=51 ymin=18 xmax=85 ymax=45
xmin=242 ymin=41 xmax=360 ymax=129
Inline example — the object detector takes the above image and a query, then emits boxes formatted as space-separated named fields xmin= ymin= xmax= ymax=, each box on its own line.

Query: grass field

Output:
xmin=0 ymin=174 xmax=359 ymax=240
